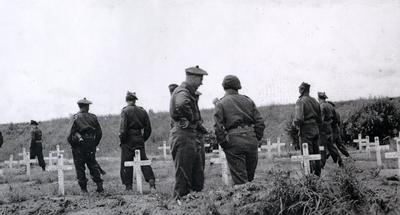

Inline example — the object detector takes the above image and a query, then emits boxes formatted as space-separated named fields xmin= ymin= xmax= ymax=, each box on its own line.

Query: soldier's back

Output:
xmin=122 ymin=105 xmax=148 ymax=129
xmin=74 ymin=112 xmax=99 ymax=129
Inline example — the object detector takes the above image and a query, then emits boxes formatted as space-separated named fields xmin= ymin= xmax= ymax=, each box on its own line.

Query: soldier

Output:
xmin=67 ymin=98 xmax=104 ymax=193
xmin=213 ymin=75 xmax=265 ymax=185
xmin=30 ymin=120 xmax=46 ymax=171
xmin=318 ymin=92 xmax=343 ymax=167
xmin=293 ymin=82 xmax=322 ymax=176
xmin=328 ymin=101 xmax=350 ymax=157
xmin=170 ymin=65 xmax=208 ymax=198
xmin=119 ymin=91 xmax=156 ymax=191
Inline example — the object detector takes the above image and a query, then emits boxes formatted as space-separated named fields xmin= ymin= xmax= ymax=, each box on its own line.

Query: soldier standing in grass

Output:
xmin=119 ymin=91 xmax=156 ymax=191
xmin=30 ymin=120 xmax=46 ymax=171
xmin=318 ymin=92 xmax=343 ymax=167
xmin=328 ymin=101 xmax=350 ymax=158
xmin=213 ymin=75 xmax=265 ymax=185
xmin=170 ymin=65 xmax=208 ymax=198
xmin=67 ymin=98 xmax=104 ymax=193
xmin=293 ymin=82 xmax=322 ymax=176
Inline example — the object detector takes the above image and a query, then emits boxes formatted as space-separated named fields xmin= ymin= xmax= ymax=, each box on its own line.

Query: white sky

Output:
xmin=0 ymin=0 xmax=399 ymax=123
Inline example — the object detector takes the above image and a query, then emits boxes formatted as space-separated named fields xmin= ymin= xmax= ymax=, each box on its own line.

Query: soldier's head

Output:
xmin=168 ymin=84 xmax=178 ymax=95
xmin=30 ymin=120 xmax=38 ymax=127
xmin=125 ymin=91 xmax=138 ymax=104
xmin=77 ymin=98 xmax=92 ymax=112
xmin=185 ymin=65 xmax=208 ymax=90
xmin=222 ymin=75 xmax=241 ymax=91
xmin=298 ymin=82 xmax=310 ymax=95
xmin=317 ymin=92 xmax=328 ymax=102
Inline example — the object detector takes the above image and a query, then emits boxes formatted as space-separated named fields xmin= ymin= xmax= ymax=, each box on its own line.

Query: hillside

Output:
xmin=1 ymin=97 xmax=399 ymax=160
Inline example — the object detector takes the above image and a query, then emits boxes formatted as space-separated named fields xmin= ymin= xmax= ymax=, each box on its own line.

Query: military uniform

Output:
xmin=330 ymin=104 xmax=349 ymax=157
xmin=119 ymin=92 xmax=155 ymax=189
xmin=294 ymin=83 xmax=322 ymax=176
xmin=214 ymin=75 xmax=265 ymax=185
xmin=318 ymin=93 xmax=342 ymax=168
xmin=30 ymin=121 xmax=46 ymax=170
xmin=67 ymin=98 xmax=103 ymax=192
xmin=170 ymin=66 xmax=207 ymax=198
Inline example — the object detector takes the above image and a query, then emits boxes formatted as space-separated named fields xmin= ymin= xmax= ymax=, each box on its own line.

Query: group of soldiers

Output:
xmin=294 ymin=82 xmax=349 ymax=176
xmin=0 ymin=65 xmax=349 ymax=199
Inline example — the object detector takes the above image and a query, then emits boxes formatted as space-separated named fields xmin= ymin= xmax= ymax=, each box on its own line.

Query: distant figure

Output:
xmin=318 ymin=92 xmax=343 ymax=167
xmin=30 ymin=120 xmax=46 ymax=171
xmin=0 ymin=131 xmax=3 ymax=148
xmin=119 ymin=91 xmax=156 ymax=191
xmin=213 ymin=75 xmax=265 ymax=185
xmin=328 ymin=101 xmax=350 ymax=158
xmin=293 ymin=82 xmax=322 ymax=176
xmin=170 ymin=65 xmax=208 ymax=198
xmin=168 ymin=83 xmax=179 ymax=96
xmin=67 ymin=98 xmax=104 ymax=193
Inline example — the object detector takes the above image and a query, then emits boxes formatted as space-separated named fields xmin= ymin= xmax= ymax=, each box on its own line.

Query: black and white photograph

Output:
xmin=0 ymin=0 xmax=400 ymax=214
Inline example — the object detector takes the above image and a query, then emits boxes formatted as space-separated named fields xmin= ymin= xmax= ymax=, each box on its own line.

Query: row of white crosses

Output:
xmin=353 ymin=134 xmax=390 ymax=167
xmin=259 ymin=138 xmax=286 ymax=157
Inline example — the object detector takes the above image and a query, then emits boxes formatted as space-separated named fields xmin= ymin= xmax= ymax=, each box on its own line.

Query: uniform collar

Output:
xmin=181 ymin=82 xmax=196 ymax=95
xmin=224 ymin=89 xmax=239 ymax=96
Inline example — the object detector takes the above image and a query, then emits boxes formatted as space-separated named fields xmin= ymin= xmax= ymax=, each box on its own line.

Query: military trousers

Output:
xmin=120 ymin=135 xmax=155 ymax=186
xmin=223 ymin=131 xmax=258 ymax=185
xmin=30 ymin=146 xmax=45 ymax=169
xmin=300 ymin=123 xmax=321 ymax=176
xmin=71 ymin=146 xmax=103 ymax=187
xmin=170 ymin=128 xmax=204 ymax=198
xmin=333 ymin=134 xmax=350 ymax=157
xmin=320 ymin=132 xmax=342 ymax=168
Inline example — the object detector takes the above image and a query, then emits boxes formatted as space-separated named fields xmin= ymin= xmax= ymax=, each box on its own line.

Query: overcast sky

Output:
xmin=0 ymin=0 xmax=399 ymax=123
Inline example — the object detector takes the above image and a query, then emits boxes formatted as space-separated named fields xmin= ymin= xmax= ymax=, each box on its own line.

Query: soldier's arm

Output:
xmin=293 ymin=100 xmax=304 ymax=126
xmin=172 ymin=90 xmax=194 ymax=122
xmin=213 ymin=102 xmax=228 ymax=148
xmin=67 ymin=120 xmax=78 ymax=145
xmin=252 ymin=103 xmax=265 ymax=141
xmin=142 ymin=110 xmax=152 ymax=142
xmin=30 ymin=130 xmax=36 ymax=145
xmin=94 ymin=116 xmax=102 ymax=146
xmin=119 ymin=109 xmax=128 ymax=142
xmin=320 ymin=104 xmax=327 ymax=122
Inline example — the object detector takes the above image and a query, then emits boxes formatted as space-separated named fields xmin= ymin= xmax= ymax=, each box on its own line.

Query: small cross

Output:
xmin=272 ymin=137 xmax=286 ymax=156
xmin=260 ymin=139 xmax=276 ymax=158
xmin=18 ymin=148 xmax=38 ymax=181
xmin=157 ymin=141 xmax=170 ymax=160
xmin=385 ymin=139 xmax=400 ymax=176
xmin=51 ymin=145 xmax=65 ymax=157
xmin=353 ymin=134 xmax=369 ymax=152
xmin=44 ymin=151 xmax=58 ymax=169
xmin=291 ymin=143 xmax=321 ymax=175
xmin=4 ymin=154 xmax=19 ymax=169
xmin=124 ymin=150 xmax=152 ymax=194
xmin=47 ymin=155 xmax=73 ymax=195
xmin=210 ymin=145 xmax=230 ymax=186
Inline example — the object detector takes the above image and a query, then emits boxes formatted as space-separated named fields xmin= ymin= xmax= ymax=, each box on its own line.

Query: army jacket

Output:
xmin=30 ymin=127 xmax=43 ymax=147
xmin=170 ymin=82 xmax=203 ymax=131
xmin=294 ymin=94 xmax=322 ymax=126
xmin=67 ymin=111 xmax=102 ymax=146
xmin=214 ymin=90 xmax=265 ymax=144
xmin=119 ymin=104 xmax=152 ymax=142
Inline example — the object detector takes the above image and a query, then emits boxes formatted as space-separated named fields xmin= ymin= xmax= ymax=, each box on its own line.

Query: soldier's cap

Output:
xmin=168 ymin=84 xmax=178 ymax=94
xmin=299 ymin=82 xmax=310 ymax=91
xmin=185 ymin=65 xmax=208 ymax=76
xmin=30 ymin=120 xmax=39 ymax=125
xmin=77 ymin=98 xmax=92 ymax=105
xmin=318 ymin=92 xmax=328 ymax=99
xmin=126 ymin=91 xmax=138 ymax=101
xmin=222 ymin=75 xmax=242 ymax=90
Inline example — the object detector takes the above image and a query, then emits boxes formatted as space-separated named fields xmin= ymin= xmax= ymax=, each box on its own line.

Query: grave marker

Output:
xmin=385 ymin=139 xmax=400 ymax=176
xmin=291 ymin=143 xmax=321 ymax=175
xmin=44 ymin=151 xmax=57 ymax=169
xmin=4 ymin=154 xmax=19 ymax=169
xmin=48 ymin=155 xmax=73 ymax=195
xmin=18 ymin=148 xmax=37 ymax=180
xmin=124 ymin=150 xmax=152 ymax=194
xmin=353 ymin=134 xmax=369 ymax=151
xmin=210 ymin=146 xmax=230 ymax=185
xmin=260 ymin=139 xmax=276 ymax=158
xmin=157 ymin=141 xmax=169 ymax=159
xmin=272 ymin=137 xmax=286 ymax=156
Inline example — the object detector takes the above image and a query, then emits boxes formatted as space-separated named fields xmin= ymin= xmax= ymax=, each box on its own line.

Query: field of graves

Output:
xmin=1 ymin=135 xmax=400 ymax=215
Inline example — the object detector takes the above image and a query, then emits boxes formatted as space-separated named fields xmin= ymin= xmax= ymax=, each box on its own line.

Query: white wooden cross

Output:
xmin=44 ymin=151 xmax=58 ymax=169
xmin=4 ymin=154 xmax=19 ymax=169
xmin=157 ymin=141 xmax=170 ymax=159
xmin=353 ymin=134 xmax=369 ymax=152
xmin=272 ymin=137 xmax=286 ymax=156
xmin=260 ymin=139 xmax=276 ymax=158
xmin=124 ymin=150 xmax=152 ymax=194
xmin=48 ymin=155 xmax=73 ymax=195
xmin=18 ymin=148 xmax=37 ymax=180
xmin=385 ymin=139 xmax=400 ymax=176
xmin=210 ymin=145 xmax=230 ymax=186
xmin=53 ymin=145 xmax=65 ymax=157
xmin=291 ymin=143 xmax=322 ymax=175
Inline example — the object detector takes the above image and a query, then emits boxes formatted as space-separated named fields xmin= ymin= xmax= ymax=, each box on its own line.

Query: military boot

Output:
xmin=96 ymin=182 xmax=104 ymax=193
xmin=79 ymin=183 xmax=88 ymax=193
xmin=125 ymin=184 xmax=132 ymax=191
xmin=149 ymin=179 xmax=156 ymax=190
